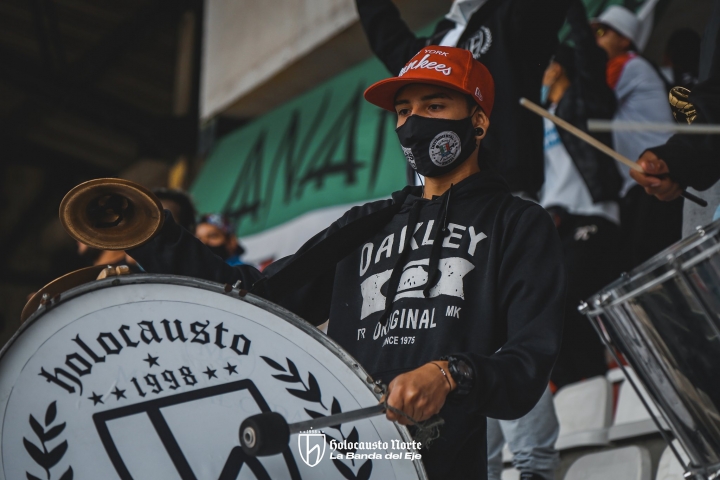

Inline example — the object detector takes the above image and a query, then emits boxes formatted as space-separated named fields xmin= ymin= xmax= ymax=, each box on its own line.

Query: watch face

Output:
xmin=457 ymin=361 xmax=473 ymax=378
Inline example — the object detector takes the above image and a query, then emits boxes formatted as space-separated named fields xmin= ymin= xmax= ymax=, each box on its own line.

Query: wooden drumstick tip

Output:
xmin=96 ymin=265 xmax=132 ymax=280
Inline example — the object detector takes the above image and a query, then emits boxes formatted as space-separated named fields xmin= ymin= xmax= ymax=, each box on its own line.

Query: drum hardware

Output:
xmin=593 ymin=293 xmax=612 ymax=308
xmin=581 ymin=218 xmax=720 ymax=480
xmin=697 ymin=226 xmax=706 ymax=236
xmin=240 ymin=404 xmax=388 ymax=456
xmin=21 ymin=265 xmax=109 ymax=323
xmin=59 ymin=178 xmax=164 ymax=250
xmin=240 ymin=404 xmax=445 ymax=458
xmin=586 ymin=316 xmax=690 ymax=475
xmin=374 ymin=379 xmax=387 ymax=395
xmin=672 ymin=257 xmax=720 ymax=340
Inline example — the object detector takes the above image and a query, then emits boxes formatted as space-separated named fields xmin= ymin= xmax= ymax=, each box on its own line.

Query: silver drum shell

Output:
xmin=583 ymin=219 xmax=720 ymax=479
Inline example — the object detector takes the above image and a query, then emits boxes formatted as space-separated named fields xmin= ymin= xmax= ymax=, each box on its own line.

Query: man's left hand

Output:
xmin=383 ymin=362 xmax=456 ymax=425
xmin=630 ymin=151 xmax=683 ymax=201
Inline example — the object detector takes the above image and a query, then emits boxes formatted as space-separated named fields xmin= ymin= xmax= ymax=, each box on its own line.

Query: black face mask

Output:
xmin=208 ymin=244 xmax=230 ymax=260
xmin=396 ymin=114 xmax=478 ymax=177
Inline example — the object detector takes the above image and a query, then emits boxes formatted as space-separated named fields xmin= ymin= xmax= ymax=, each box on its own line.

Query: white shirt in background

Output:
xmin=440 ymin=0 xmax=487 ymax=47
xmin=612 ymin=56 xmax=674 ymax=196
xmin=540 ymin=105 xmax=620 ymax=224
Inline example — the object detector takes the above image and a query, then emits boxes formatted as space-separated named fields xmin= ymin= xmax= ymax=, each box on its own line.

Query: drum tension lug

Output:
xmin=594 ymin=293 xmax=611 ymax=307
xmin=228 ymin=280 xmax=248 ymax=297
xmin=578 ymin=301 xmax=589 ymax=315
xmin=373 ymin=380 xmax=387 ymax=395
xmin=39 ymin=293 xmax=51 ymax=306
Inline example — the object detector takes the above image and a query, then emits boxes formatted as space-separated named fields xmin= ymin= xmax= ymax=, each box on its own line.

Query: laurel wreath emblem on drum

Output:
xmin=24 ymin=401 xmax=73 ymax=480
xmin=262 ymin=356 xmax=373 ymax=480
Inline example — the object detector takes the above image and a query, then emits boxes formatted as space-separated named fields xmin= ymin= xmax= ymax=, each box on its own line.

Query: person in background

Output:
xmin=592 ymin=6 xmax=681 ymax=270
xmin=355 ymin=0 xmax=570 ymax=196
xmin=487 ymin=4 xmax=620 ymax=478
xmin=125 ymin=188 xmax=198 ymax=268
xmin=661 ymin=28 xmax=702 ymax=89
xmin=543 ymin=0 xmax=622 ymax=390
xmin=196 ymin=213 xmax=246 ymax=266
xmin=631 ymin=0 xmax=720 ymax=231
xmin=153 ymin=188 xmax=198 ymax=234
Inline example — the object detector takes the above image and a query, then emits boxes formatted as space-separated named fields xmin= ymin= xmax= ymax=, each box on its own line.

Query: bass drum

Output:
xmin=581 ymin=220 xmax=720 ymax=480
xmin=0 ymin=274 xmax=427 ymax=480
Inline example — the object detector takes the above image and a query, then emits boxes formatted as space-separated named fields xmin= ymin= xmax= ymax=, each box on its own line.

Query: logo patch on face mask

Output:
xmin=429 ymin=131 xmax=461 ymax=167
xmin=401 ymin=146 xmax=417 ymax=169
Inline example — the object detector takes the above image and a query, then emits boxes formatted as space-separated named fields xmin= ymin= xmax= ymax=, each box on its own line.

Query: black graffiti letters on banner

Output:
xmin=222 ymin=84 xmax=394 ymax=230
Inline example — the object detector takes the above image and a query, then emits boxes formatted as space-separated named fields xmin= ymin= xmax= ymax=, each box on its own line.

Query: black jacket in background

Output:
xmin=553 ymin=0 xmax=622 ymax=202
xmin=129 ymin=172 xmax=565 ymax=479
xmin=355 ymin=0 xmax=571 ymax=195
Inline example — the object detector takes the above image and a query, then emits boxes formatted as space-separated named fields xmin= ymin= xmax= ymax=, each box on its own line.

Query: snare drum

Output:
xmin=581 ymin=220 xmax=720 ymax=480
xmin=0 ymin=275 xmax=426 ymax=480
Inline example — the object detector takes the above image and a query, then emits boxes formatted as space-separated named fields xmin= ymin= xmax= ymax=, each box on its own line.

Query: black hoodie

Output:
xmin=129 ymin=171 xmax=565 ymax=479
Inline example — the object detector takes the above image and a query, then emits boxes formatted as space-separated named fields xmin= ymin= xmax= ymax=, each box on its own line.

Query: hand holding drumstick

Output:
xmin=629 ymin=151 xmax=684 ymax=201
xmin=519 ymin=98 xmax=706 ymax=207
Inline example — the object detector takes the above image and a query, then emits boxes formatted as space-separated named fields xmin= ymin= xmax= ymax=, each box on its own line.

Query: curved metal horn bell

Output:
xmin=59 ymin=178 xmax=164 ymax=250
xmin=669 ymin=86 xmax=697 ymax=124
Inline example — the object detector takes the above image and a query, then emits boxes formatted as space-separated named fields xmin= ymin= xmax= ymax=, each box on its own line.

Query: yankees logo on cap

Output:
xmin=364 ymin=46 xmax=495 ymax=116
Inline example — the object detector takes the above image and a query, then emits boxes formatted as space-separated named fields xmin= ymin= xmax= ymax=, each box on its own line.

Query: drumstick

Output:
xmin=519 ymin=98 xmax=707 ymax=207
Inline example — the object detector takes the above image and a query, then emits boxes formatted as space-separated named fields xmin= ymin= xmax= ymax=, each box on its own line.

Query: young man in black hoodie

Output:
xmin=128 ymin=46 xmax=565 ymax=479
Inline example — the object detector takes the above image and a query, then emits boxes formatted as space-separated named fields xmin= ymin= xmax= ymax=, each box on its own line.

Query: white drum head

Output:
xmin=0 ymin=275 xmax=426 ymax=480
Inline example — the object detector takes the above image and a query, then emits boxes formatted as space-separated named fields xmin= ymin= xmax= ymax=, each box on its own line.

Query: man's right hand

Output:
xmin=630 ymin=151 xmax=683 ymax=201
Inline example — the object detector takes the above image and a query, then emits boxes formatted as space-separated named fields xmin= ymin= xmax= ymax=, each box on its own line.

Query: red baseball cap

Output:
xmin=364 ymin=46 xmax=495 ymax=116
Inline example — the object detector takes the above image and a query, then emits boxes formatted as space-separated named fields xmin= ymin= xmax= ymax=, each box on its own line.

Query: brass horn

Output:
xmin=669 ymin=86 xmax=697 ymax=124
xmin=59 ymin=178 xmax=164 ymax=250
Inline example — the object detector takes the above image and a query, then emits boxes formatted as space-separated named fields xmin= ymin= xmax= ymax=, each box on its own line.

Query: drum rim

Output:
xmin=585 ymin=217 xmax=720 ymax=311
xmin=3 ymin=273 xmax=428 ymax=480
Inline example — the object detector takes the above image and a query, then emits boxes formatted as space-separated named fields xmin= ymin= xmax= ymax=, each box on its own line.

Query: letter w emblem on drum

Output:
xmin=298 ymin=432 xmax=326 ymax=467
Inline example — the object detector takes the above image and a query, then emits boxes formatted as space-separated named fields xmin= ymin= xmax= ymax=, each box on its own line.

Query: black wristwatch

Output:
xmin=441 ymin=355 xmax=474 ymax=396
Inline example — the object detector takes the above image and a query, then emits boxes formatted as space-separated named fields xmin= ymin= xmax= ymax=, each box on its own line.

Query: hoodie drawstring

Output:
xmin=423 ymin=185 xmax=452 ymax=298
xmin=379 ymin=185 xmax=453 ymax=326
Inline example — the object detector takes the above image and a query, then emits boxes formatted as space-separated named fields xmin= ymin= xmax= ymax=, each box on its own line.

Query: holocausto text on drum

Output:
xmin=38 ymin=318 xmax=251 ymax=395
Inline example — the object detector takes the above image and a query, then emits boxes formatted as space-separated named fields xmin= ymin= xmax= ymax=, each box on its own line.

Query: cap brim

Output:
xmin=364 ymin=76 xmax=473 ymax=113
